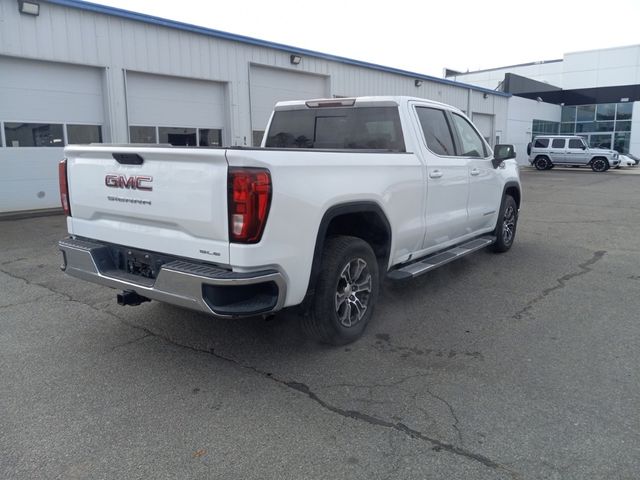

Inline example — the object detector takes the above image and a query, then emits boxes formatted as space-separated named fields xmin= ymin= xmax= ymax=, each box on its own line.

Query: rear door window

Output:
xmin=415 ymin=107 xmax=456 ymax=156
xmin=265 ymin=107 xmax=405 ymax=151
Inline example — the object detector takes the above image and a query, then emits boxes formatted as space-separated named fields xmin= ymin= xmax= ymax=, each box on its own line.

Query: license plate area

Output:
xmin=108 ymin=245 xmax=174 ymax=280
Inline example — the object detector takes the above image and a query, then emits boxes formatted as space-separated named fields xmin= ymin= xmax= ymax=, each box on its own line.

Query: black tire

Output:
xmin=491 ymin=195 xmax=518 ymax=253
xmin=301 ymin=236 xmax=379 ymax=345
xmin=591 ymin=157 xmax=608 ymax=172
xmin=534 ymin=156 xmax=550 ymax=171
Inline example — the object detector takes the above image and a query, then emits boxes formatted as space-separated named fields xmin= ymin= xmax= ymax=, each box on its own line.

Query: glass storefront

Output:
xmin=560 ymin=103 xmax=633 ymax=153
xmin=532 ymin=119 xmax=559 ymax=138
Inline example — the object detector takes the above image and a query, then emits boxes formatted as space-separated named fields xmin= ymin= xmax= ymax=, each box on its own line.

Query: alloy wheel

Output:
xmin=335 ymin=258 xmax=372 ymax=328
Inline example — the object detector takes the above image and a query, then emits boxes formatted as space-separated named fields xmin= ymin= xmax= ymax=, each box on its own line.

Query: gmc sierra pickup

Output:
xmin=58 ymin=96 xmax=521 ymax=345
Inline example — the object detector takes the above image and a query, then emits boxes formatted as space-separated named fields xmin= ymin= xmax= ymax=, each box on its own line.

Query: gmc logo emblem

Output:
xmin=105 ymin=174 xmax=153 ymax=191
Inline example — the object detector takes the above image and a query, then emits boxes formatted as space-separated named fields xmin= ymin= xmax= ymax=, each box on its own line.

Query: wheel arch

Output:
xmin=305 ymin=201 xmax=392 ymax=300
xmin=502 ymin=181 xmax=521 ymax=209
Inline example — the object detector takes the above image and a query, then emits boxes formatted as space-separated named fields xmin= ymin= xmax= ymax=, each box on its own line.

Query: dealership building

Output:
xmin=446 ymin=44 xmax=640 ymax=159
xmin=1 ymin=0 xmax=638 ymax=216
xmin=0 ymin=0 xmax=514 ymax=215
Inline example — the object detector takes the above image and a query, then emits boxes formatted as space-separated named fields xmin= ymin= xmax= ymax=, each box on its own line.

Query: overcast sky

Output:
xmin=97 ymin=0 xmax=640 ymax=77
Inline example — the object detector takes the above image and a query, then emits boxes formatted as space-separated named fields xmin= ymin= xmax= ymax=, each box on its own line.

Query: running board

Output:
xmin=387 ymin=236 xmax=496 ymax=280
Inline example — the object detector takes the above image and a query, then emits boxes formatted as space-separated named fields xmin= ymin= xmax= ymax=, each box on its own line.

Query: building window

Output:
xmin=532 ymin=119 xmax=559 ymax=139
xmin=614 ymin=133 xmax=631 ymax=153
xmin=67 ymin=125 xmax=102 ymax=144
xmin=589 ymin=134 xmax=612 ymax=149
xmin=199 ymin=128 xmax=222 ymax=147
xmin=560 ymin=123 xmax=575 ymax=134
xmin=561 ymin=106 xmax=576 ymax=123
xmin=575 ymin=122 xmax=596 ymax=133
xmin=576 ymin=105 xmax=595 ymax=122
xmin=158 ymin=127 xmax=197 ymax=146
xmin=130 ymin=126 xmax=157 ymax=143
xmin=4 ymin=122 xmax=64 ymax=147
xmin=615 ymin=121 xmax=631 ymax=132
xmin=592 ymin=121 xmax=614 ymax=132
xmin=559 ymin=103 xmax=633 ymax=154
xmin=252 ymin=130 xmax=264 ymax=147
xmin=616 ymin=102 xmax=633 ymax=121
xmin=596 ymin=104 xmax=616 ymax=121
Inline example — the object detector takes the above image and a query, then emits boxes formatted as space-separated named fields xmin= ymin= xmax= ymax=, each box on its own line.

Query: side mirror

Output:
xmin=492 ymin=144 xmax=516 ymax=168
xmin=582 ymin=145 xmax=587 ymax=150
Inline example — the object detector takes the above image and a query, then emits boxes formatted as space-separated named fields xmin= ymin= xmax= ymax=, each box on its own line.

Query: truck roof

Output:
xmin=273 ymin=96 xmax=462 ymax=112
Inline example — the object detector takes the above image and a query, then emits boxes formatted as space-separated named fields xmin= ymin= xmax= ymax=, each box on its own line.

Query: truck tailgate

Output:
xmin=65 ymin=145 xmax=230 ymax=265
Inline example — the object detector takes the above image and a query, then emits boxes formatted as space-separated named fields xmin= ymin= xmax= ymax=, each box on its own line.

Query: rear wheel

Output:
xmin=491 ymin=195 xmax=518 ymax=253
xmin=534 ymin=156 xmax=550 ymax=171
xmin=301 ymin=236 xmax=379 ymax=345
xmin=590 ymin=157 xmax=608 ymax=172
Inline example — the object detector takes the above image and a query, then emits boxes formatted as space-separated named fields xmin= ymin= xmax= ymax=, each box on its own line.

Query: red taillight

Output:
xmin=228 ymin=167 xmax=272 ymax=243
xmin=58 ymin=159 xmax=71 ymax=216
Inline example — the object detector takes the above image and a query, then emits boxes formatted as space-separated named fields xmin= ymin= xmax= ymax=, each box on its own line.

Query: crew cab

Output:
xmin=58 ymin=96 xmax=521 ymax=345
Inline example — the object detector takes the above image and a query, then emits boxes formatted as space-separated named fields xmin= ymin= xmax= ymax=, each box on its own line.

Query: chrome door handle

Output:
xmin=470 ymin=168 xmax=480 ymax=176
xmin=429 ymin=170 xmax=443 ymax=179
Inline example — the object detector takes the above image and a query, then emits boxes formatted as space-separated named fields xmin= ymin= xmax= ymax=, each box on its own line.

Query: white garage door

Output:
xmin=472 ymin=113 xmax=495 ymax=147
xmin=126 ymin=72 xmax=226 ymax=147
xmin=0 ymin=56 xmax=104 ymax=213
xmin=250 ymin=65 xmax=328 ymax=145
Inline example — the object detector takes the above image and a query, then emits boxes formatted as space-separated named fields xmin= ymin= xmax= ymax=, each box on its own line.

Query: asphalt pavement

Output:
xmin=1 ymin=167 xmax=639 ymax=479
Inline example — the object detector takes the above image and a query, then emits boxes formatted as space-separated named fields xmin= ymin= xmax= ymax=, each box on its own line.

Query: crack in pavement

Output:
xmin=0 ymin=257 xmax=28 ymax=266
xmin=322 ymin=374 xmax=465 ymax=447
xmin=423 ymin=389 xmax=464 ymax=447
xmin=1 ymin=266 xmax=519 ymax=478
xmin=110 ymin=333 xmax=152 ymax=351
xmin=284 ymin=380 xmax=517 ymax=478
xmin=0 ymin=294 xmax=58 ymax=311
xmin=513 ymin=250 xmax=606 ymax=320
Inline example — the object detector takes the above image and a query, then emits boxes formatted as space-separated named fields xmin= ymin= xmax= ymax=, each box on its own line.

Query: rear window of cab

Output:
xmin=265 ymin=107 xmax=405 ymax=152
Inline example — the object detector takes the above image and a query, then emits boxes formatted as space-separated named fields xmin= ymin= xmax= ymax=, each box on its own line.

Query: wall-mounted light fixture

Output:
xmin=290 ymin=54 xmax=302 ymax=65
xmin=18 ymin=0 xmax=40 ymax=15
xmin=414 ymin=79 xmax=423 ymax=87
xmin=483 ymin=93 xmax=488 ymax=99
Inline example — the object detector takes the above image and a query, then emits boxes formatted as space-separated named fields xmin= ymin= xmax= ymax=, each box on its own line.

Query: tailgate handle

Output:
xmin=112 ymin=153 xmax=144 ymax=165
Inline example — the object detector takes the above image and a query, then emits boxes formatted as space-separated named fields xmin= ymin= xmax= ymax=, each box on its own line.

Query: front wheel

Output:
xmin=301 ymin=236 xmax=379 ymax=345
xmin=491 ymin=195 xmax=518 ymax=253
xmin=591 ymin=157 xmax=608 ymax=172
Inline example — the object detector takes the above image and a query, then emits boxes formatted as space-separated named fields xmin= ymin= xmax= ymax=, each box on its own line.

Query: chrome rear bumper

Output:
xmin=58 ymin=237 xmax=286 ymax=317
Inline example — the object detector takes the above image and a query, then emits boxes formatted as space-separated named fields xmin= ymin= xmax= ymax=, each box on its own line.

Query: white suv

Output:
xmin=527 ymin=135 xmax=619 ymax=172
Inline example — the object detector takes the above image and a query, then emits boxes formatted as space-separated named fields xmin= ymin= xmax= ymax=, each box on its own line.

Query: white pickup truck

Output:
xmin=58 ymin=96 xmax=521 ymax=345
